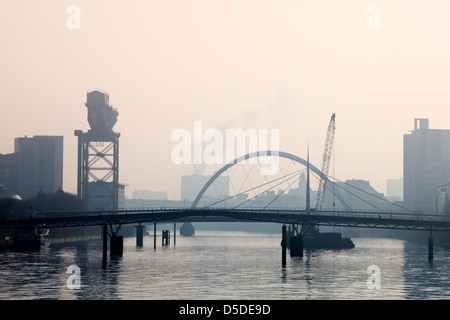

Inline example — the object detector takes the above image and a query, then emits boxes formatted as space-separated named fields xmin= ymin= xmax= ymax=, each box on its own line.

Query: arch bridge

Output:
xmin=1 ymin=150 xmax=449 ymax=262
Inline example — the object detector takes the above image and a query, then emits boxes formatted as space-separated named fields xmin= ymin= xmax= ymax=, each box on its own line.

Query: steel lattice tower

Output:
xmin=75 ymin=90 xmax=120 ymax=210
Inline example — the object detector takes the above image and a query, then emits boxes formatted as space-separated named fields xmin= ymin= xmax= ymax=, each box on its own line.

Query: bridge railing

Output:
xmin=4 ymin=206 xmax=450 ymax=226
xmin=208 ymin=207 xmax=450 ymax=223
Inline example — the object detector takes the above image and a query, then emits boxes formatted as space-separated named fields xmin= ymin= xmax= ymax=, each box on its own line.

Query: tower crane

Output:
xmin=315 ymin=113 xmax=335 ymax=211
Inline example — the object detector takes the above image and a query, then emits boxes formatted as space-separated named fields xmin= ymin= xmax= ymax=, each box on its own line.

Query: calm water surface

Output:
xmin=1 ymin=230 xmax=450 ymax=300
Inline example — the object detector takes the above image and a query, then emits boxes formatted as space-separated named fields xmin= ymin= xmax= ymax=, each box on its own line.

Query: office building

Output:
xmin=14 ymin=135 xmax=64 ymax=200
xmin=0 ymin=153 xmax=19 ymax=195
xmin=0 ymin=135 xmax=63 ymax=200
xmin=403 ymin=119 xmax=450 ymax=213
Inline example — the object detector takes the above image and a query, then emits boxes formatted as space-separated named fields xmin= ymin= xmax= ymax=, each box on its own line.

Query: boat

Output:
xmin=13 ymin=228 xmax=49 ymax=250
xmin=14 ymin=233 xmax=42 ymax=250
xmin=303 ymin=232 xmax=355 ymax=249
xmin=283 ymin=228 xmax=355 ymax=250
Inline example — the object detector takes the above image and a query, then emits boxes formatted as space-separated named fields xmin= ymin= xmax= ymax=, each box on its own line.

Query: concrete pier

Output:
xmin=290 ymin=236 xmax=303 ymax=257
xmin=174 ymin=223 xmax=176 ymax=246
xmin=428 ymin=237 xmax=434 ymax=261
xmin=110 ymin=236 xmax=123 ymax=257
xmin=154 ymin=222 xmax=156 ymax=250
xmin=102 ymin=224 xmax=108 ymax=264
xmin=286 ymin=225 xmax=292 ymax=249
xmin=135 ymin=224 xmax=144 ymax=247
xmin=281 ymin=225 xmax=287 ymax=265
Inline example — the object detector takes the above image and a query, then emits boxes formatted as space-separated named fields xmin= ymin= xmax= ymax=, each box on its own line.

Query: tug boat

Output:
xmin=284 ymin=227 xmax=355 ymax=250
xmin=303 ymin=232 xmax=355 ymax=249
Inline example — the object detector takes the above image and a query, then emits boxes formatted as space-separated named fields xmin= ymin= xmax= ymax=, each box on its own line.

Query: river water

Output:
xmin=1 ymin=227 xmax=450 ymax=300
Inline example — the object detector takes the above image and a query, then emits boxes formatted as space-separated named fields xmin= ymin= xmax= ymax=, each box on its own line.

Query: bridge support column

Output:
xmin=135 ymin=224 xmax=144 ymax=247
xmin=428 ymin=235 xmax=434 ymax=261
xmin=102 ymin=224 xmax=108 ymax=264
xmin=281 ymin=225 xmax=287 ymax=265
xmin=290 ymin=236 xmax=303 ymax=257
xmin=287 ymin=225 xmax=295 ymax=249
xmin=110 ymin=235 xmax=123 ymax=257
xmin=174 ymin=223 xmax=176 ymax=246
xmin=154 ymin=222 xmax=157 ymax=250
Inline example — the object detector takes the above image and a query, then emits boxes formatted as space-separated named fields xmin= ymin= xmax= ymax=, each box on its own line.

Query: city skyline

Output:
xmin=2 ymin=1 xmax=450 ymax=199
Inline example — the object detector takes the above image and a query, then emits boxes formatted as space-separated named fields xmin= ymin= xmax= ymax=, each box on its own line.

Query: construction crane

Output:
xmin=315 ymin=113 xmax=336 ymax=211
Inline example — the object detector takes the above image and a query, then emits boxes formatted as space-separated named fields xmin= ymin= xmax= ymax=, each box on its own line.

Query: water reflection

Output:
xmin=0 ymin=233 xmax=450 ymax=299
xmin=402 ymin=240 xmax=450 ymax=299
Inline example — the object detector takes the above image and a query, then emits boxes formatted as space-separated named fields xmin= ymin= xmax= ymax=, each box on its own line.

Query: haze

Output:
xmin=1 ymin=0 xmax=450 ymax=199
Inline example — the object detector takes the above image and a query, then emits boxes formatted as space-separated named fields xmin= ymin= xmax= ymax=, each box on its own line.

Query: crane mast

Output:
xmin=315 ymin=113 xmax=335 ymax=211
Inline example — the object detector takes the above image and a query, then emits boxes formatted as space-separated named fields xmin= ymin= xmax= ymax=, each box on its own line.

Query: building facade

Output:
xmin=0 ymin=135 xmax=63 ymax=200
xmin=403 ymin=119 xmax=450 ymax=213
xmin=0 ymin=153 xmax=19 ymax=195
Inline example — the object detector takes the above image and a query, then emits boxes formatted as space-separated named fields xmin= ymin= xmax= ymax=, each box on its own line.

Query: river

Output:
xmin=1 ymin=227 xmax=449 ymax=300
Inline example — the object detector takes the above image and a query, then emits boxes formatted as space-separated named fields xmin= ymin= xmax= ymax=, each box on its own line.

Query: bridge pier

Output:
xmin=287 ymin=225 xmax=294 ymax=248
xmin=290 ymin=236 xmax=303 ymax=257
xmin=428 ymin=235 xmax=434 ymax=261
xmin=135 ymin=224 xmax=144 ymax=247
xmin=102 ymin=224 xmax=123 ymax=263
xmin=110 ymin=235 xmax=123 ymax=257
xmin=154 ymin=222 xmax=157 ymax=250
xmin=102 ymin=224 xmax=108 ymax=264
xmin=174 ymin=223 xmax=176 ymax=246
xmin=281 ymin=225 xmax=287 ymax=265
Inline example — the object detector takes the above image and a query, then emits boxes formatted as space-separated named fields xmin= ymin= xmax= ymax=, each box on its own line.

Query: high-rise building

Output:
xmin=403 ymin=119 xmax=450 ymax=213
xmin=0 ymin=135 xmax=63 ymax=200
xmin=14 ymin=135 xmax=63 ymax=200
xmin=0 ymin=153 xmax=19 ymax=195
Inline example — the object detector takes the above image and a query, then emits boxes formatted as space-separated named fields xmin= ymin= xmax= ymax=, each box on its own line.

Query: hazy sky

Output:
xmin=2 ymin=0 xmax=450 ymax=199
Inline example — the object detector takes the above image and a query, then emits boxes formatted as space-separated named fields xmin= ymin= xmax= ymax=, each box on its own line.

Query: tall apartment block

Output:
xmin=403 ymin=119 xmax=450 ymax=213
xmin=0 ymin=135 xmax=63 ymax=200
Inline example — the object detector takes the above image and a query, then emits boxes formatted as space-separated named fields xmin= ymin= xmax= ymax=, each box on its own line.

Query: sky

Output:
xmin=1 ymin=0 xmax=450 ymax=200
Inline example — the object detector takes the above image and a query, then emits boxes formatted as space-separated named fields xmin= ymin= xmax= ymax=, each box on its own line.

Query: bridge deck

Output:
xmin=2 ymin=208 xmax=450 ymax=232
